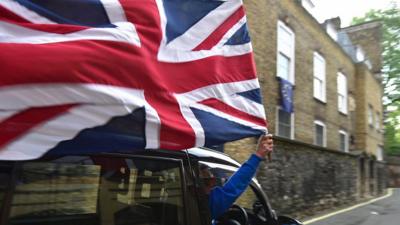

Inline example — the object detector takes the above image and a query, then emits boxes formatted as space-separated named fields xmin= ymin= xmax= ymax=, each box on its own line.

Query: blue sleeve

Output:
xmin=208 ymin=154 xmax=262 ymax=220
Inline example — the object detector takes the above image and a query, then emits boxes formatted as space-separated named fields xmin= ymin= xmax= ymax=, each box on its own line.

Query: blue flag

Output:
xmin=279 ymin=78 xmax=293 ymax=113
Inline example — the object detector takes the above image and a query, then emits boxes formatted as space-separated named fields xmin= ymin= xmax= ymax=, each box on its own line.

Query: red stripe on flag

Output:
xmin=0 ymin=40 xmax=256 ymax=93
xmin=0 ymin=5 xmax=31 ymax=23
xmin=193 ymin=6 xmax=245 ymax=51
xmin=199 ymin=98 xmax=266 ymax=127
xmin=145 ymin=92 xmax=195 ymax=150
xmin=0 ymin=104 xmax=77 ymax=149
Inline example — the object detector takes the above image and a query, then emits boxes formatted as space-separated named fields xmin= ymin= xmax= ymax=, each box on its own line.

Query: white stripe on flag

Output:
xmin=163 ymin=0 xmax=242 ymax=51
xmin=156 ymin=0 xmax=252 ymax=62
xmin=144 ymin=102 xmax=161 ymax=149
xmin=175 ymin=96 xmax=206 ymax=147
xmin=0 ymin=21 xmax=140 ymax=46
xmin=0 ymin=110 xmax=16 ymax=123
xmin=212 ymin=16 xmax=247 ymax=50
xmin=99 ymin=0 xmax=128 ymax=23
xmin=189 ymin=102 xmax=266 ymax=131
xmin=0 ymin=104 xmax=139 ymax=160
xmin=176 ymin=79 xmax=260 ymax=101
xmin=0 ymin=84 xmax=146 ymax=110
xmin=218 ymin=94 xmax=266 ymax=119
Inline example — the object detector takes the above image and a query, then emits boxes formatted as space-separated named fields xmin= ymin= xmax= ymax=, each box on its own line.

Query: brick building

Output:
xmin=224 ymin=0 xmax=386 ymax=218
xmin=225 ymin=0 xmax=384 ymax=165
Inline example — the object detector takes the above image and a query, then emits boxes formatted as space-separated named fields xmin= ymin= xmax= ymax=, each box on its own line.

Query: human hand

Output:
xmin=255 ymin=134 xmax=274 ymax=161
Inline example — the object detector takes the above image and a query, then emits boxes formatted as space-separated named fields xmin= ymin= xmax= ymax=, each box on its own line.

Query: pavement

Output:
xmin=303 ymin=188 xmax=400 ymax=225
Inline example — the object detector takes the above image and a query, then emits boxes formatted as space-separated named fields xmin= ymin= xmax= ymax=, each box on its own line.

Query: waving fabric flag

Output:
xmin=0 ymin=0 xmax=267 ymax=160
xmin=279 ymin=78 xmax=293 ymax=113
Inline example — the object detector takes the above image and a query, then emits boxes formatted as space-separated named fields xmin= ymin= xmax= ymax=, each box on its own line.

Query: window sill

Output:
xmin=314 ymin=97 xmax=326 ymax=104
xmin=339 ymin=111 xmax=348 ymax=116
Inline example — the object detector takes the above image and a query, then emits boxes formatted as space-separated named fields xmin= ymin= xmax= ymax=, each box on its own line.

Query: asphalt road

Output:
xmin=306 ymin=189 xmax=400 ymax=225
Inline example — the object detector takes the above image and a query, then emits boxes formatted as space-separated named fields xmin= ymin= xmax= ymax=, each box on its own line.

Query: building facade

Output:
xmin=224 ymin=0 xmax=386 ymax=218
xmin=225 ymin=0 xmax=384 ymax=163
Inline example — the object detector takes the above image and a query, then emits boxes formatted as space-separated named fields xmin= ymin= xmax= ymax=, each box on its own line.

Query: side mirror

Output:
xmin=277 ymin=215 xmax=303 ymax=225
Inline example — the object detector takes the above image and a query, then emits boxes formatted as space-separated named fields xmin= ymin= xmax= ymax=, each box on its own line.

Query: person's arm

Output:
xmin=208 ymin=154 xmax=262 ymax=219
xmin=208 ymin=135 xmax=273 ymax=219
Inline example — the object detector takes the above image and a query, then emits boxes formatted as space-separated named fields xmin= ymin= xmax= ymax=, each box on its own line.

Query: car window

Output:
xmin=211 ymin=168 xmax=258 ymax=209
xmin=0 ymin=163 xmax=12 ymax=210
xmin=199 ymin=165 xmax=258 ymax=210
xmin=5 ymin=156 xmax=185 ymax=225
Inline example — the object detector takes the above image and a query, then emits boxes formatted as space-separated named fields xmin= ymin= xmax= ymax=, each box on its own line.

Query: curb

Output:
xmin=302 ymin=188 xmax=394 ymax=224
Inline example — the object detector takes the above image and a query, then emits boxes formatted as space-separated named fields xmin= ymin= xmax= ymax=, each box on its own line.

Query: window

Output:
xmin=313 ymin=52 xmax=326 ymax=102
xmin=368 ymin=105 xmax=374 ymax=127
xmin=277 ymin=21 xmax=295 ymax=83
xmin=314 ymin=120 xmax=326 ymax=147
xmin=376 ymin=112 xmax=381 ymax=130
xmin=326 ymin=23 xmax=338 ymax=41
xmin=339 ymin=130 xmax=349 ymax=152
xmin=376 ymin=146 xmax=384 ymax=161
xmin=337 ymin=72 xmax=348 ymax=114
xmin=6 ymin=156 xmax=186 ymax=225
xmin=356 ymin=46 xmax=365 ymax=62
xmin=277 ymin=53 xmax=291 ymax=80
xmin=301 ymin=0 xmax=315 ymax=14
xmin=199 ymin=163 xmax=258 ymax=210
xmin=276 ymin=108 xmax=294 ymax=139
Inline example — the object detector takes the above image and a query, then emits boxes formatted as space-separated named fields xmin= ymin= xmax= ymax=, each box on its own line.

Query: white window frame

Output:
xmin=376 ymin=146 xmax=384 ymax=161
xmin=375 ymin=112 xmax=380 ymax=130
xmin=277 ymin=21 xmax=295 ymax=84
xmin=275 ymin=107 xmax=295 ymax=139
xmin=368 ymin=105 xmax=374 ymax=127
xmin=339 ymin=130 xmax=349 ymax=152
xmin=313 ymin=52 xmax=326 ymax=102
xmin=337 ymin=72 xmax=348 ymax=114
xmin=301 ymin=0 xmax=315 ymax=14
xmin=314 ymin=120 xmax=326 ymax=147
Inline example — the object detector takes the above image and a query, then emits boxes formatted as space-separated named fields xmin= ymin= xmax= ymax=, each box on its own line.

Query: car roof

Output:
xmin=0 ymin=147 xmax=242 ymax=169
xmin=185 ymin=147 xmax=241 ymax=167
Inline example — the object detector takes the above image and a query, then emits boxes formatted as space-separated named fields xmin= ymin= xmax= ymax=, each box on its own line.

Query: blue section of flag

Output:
xmin=237 ymin=89 xmax=263 ymax=104
xmin=163 ymin=0 xmax=223 ymax=44
xmin=279 ymin=78 xmax=293 ymax=113
xmin=16 ymin=0 xmax=115 ymax=27
xmin=191 ymin=108 xmax=263 ymax=147
xmin=47 ymin=108 xmax=146 ymax=155
xmin=224 ymin=23 xmax=250 ymax=45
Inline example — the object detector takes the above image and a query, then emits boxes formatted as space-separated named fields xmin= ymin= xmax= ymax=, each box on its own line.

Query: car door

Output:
xmin=0 ymin=154 xmax=195 ymax=225
xmin=196 ymin=161 xmax=275 ymax=225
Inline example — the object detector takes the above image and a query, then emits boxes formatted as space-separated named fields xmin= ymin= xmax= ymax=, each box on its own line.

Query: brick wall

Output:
xmin=343 ymin=22 xmax=383 ymax=73
xmin=354 ymin=63 xmax=384 ymax=155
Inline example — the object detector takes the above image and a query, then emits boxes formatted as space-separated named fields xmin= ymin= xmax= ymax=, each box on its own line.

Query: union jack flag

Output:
xmin=0 ymin=0 xmax=267 ymax=160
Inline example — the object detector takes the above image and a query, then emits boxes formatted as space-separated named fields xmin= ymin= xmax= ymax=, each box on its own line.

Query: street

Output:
xmin=305 ymin=189 xmax=400 ymax=225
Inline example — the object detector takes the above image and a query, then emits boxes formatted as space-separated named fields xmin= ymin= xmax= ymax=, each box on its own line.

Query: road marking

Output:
xmin=302 ymin=188 xmax=394 ymax=224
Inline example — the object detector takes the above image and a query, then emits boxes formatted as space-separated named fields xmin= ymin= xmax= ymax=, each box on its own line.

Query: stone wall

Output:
xmin=233 ymin=137 xmax=388 ymax=219
xmin=387 ymin=156 xmax=400 ymax=187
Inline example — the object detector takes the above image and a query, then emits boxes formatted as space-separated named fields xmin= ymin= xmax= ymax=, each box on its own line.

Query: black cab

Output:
xmin=0 ymin=148 xmax=301 ymax=225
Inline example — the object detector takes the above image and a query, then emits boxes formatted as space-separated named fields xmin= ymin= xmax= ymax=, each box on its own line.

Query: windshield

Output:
xmin=1 ymin=156 xmax=186 ymax=225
